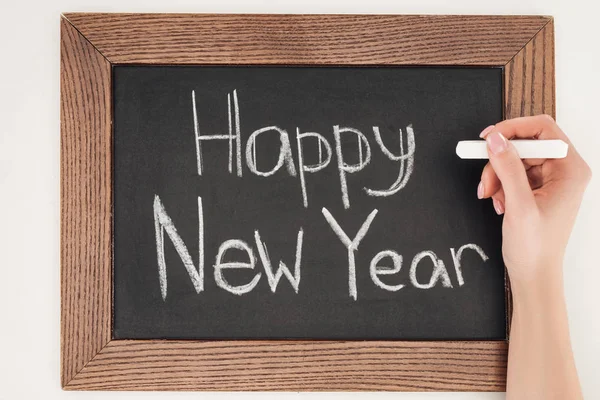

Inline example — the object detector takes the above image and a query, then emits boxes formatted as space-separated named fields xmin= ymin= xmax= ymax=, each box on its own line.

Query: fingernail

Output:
xmin=477 ymin=181 xmax=484 ymax=199
xmin=479 ymin=125 xmax=495 ymax=138
xmin=492 ymin=198 xmax=505 ymax=215
xmin=487 ymin=132 xmax=508 ymax=155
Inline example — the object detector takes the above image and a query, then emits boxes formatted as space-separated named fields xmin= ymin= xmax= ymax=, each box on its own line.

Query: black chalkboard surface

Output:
xmin=113 ymin=66 xmax=505 ymax=340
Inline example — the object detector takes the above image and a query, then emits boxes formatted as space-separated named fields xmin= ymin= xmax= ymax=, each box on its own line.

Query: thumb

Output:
xmin=485 ymin=131 xmax=536 ymax=215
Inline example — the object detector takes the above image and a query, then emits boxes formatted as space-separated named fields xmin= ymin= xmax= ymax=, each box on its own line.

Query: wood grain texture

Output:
xmin=62 ymin=13 xmax=550 ymax=65
xmin=60 ymin=13 xmax=555 ymax=391
xmin=503 ymin=19 xmax=555 ymax=335
xmin=60 ymin=17 xmax=112 ymax=387
xmin=505 ymin=19 xmax=555 ymax=118
xmin=65 ymin=340 xmax=507 ymax=391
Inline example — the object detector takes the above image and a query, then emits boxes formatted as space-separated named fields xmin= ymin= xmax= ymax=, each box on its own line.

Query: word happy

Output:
xmin=192 ymin=89 xmax=415 ymax=209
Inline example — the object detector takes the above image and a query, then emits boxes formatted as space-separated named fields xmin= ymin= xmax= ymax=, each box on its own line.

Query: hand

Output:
xmin=477 ymin=115 xmax=591 ymax=288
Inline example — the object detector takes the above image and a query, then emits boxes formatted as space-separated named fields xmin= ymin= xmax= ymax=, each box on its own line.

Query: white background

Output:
xmin=1 ymin=0 xmax=598 ymax=399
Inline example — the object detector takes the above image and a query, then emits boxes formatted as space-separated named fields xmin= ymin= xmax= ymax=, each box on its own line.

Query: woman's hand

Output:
xmin=477 ymin=115 xmax=591 ymax=289
xmin=478 ymin=115 xmax=590 ymax=400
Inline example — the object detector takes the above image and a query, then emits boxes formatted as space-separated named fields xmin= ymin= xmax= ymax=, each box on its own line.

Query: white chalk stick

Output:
xmin=456 ymin=139 xmax=568 ymax=159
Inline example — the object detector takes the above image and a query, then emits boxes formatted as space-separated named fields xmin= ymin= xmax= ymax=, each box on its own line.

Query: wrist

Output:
xmin=509 ymin=265 xmax=565 ymax=309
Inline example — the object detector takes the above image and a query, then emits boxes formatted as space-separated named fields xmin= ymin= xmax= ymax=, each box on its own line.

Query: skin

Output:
xmin=477 ymin=115 xmax=591 ymax=399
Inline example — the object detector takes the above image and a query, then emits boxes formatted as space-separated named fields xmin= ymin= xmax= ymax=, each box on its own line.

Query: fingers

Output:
xmin=491 ymin=190 xmax=505 ymax=215
xmin=486 ymin=115 xmax=590 ymax=185
xmin=480 ymin=162 xmax=544 ymax=199
xmin=479 ymin=162 xmax=501 ymax=199
xmin=478 ymin=163 xmax=506 ymax=214
xmin=484 ymin=131 xmax=537 ymax=216
xmin=476 ymin=116 xmax=591 ymax=217
xmin=493 ymin=114 xmax=569 ymax=142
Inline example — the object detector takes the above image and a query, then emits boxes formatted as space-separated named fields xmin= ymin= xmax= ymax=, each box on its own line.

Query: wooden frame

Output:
xmin=61 ymin=13 xmax=555 ymax=391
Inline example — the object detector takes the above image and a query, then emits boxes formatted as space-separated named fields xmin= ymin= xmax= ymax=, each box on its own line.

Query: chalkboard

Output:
xmin=113 ymin=66 xmax=505 ymax=340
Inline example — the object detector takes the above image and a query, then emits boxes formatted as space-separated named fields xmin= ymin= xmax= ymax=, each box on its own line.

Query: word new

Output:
xmin=154 ymin=195 xmax=489 ymax=301
xmin=192 ymin=90 xmax=415 ymax=209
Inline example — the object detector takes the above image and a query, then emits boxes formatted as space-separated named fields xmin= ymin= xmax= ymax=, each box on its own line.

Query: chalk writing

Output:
xmin=151 ymin=89 xmax=491 ymax=301
xmin=154 ymin=196 xmax=489 ymax=300
xmin=192 ymin=90 xmax=415 ymax=208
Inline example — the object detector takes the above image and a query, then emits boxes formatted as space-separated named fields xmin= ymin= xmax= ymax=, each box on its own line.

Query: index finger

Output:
xmin=489 ymin=115 xmax=588 ymax=183
xmin=494 ymin=114 xmax=571 ymax=144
